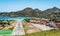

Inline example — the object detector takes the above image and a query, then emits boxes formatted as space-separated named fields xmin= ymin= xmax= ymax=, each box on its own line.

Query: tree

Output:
xmin=7 ymin=20 xmax=10 ymax=25
xmin=24 ymin=19 xmax=30 ymax=22
xmin=0 ymin=22 xmax=6 ymax=28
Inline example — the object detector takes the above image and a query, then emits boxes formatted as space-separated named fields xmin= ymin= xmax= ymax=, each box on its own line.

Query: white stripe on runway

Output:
xmin=11 ymin=20 xmax=25 ymax=35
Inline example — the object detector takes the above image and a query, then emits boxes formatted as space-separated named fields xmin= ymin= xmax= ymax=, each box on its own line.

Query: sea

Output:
xmin=0 ymin=16 xmax=28 ymax=20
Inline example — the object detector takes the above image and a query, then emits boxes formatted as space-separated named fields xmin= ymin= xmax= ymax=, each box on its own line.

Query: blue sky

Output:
xmin=0 ymin=0 xmax=60 ymax=12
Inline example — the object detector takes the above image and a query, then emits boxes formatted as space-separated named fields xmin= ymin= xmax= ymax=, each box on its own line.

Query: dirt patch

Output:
xmin=26 ymin=28 xmax=41 ymax=34
xmin=2 ymin=21 xmax=17 ymax=30
xmin=22 ymin=21 xmax=41 ymax=34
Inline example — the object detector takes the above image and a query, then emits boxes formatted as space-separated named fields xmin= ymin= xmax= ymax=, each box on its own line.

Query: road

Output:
xmin=32 ymin=23 xmax=54 ymax=30
xmin=11 ymin=20 xmax=25 ymax=35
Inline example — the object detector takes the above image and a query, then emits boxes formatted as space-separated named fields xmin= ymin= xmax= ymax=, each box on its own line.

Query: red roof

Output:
xmin=56 ymin=24 xmax=60 ymax=28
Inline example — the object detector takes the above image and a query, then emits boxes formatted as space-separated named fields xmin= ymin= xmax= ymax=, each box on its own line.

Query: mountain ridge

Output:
xmin=0 ymin=7 xmax=60 ymax=19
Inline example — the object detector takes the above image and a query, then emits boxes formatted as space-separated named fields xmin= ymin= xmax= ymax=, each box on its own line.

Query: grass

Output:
xmin=9 ymin=27 xmax=14 ymax=30
xmin=23 ymin=30 xmax=60 ymax=36
xmin=0 ymin=30 xmax=13 ymax=35
xmin=0 ymin=26 xmax=14 ymax=35
xmin=22 ymin=21 xmax=60 ymax=36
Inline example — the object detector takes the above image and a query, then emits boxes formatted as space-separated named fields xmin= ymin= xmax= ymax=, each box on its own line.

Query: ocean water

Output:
xmin=0 ymin=16 xmax=28 ymax=20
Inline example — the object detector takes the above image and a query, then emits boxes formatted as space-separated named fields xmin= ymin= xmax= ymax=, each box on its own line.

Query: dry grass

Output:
xmin=22 ymin=20 xmax=41 ymax=34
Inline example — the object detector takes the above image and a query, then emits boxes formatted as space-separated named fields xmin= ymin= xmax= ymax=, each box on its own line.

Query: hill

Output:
xmin=0 ymin=7 xmax=60 ymax=19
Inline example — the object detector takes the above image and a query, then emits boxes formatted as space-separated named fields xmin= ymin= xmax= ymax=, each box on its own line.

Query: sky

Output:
xmin=0 ymin=0 xmax=60 ymax=12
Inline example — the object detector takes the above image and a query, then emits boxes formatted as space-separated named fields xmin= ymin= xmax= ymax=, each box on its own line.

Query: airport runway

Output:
xmin=11 ymin=20 xmax=25 ymax=35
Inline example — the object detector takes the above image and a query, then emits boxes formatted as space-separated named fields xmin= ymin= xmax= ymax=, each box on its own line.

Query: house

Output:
xmin=46 ymin=18 xmax=60 ymax=29
xmin=40 ymin=20 xmax=48 ymax=25
xmin=30 ymin=18 xmax=49 ymax=25
xmin=46 ymin=21 xmax=57 ymax=28
xmin=30 ymin=17 xmax=40 ymax=24
xmin=54 ymin=20 xmax=60 ymax=28
xmin=40 ymin=18 xmax=49 ymax=25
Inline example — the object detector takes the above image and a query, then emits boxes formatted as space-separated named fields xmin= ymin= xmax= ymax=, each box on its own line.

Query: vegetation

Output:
xmin=0 ymin=7 xmax=60 ymax=20
xmin=0 ymin=20 xmax=15 ymax=29
xmin=24 ymin=19 xmax=30 ymax=22
xmin=0 ymin=7 xmax=60 ymax=35
xmin=0 ymin=20 xmax=14 ymax=34
xmin=0 ymin=22 xmax=7 ymax=28
xmin=0 ymin=30 xmax=12 ymax=34
xmin=23 ymin=30 xmax=60 ymax=36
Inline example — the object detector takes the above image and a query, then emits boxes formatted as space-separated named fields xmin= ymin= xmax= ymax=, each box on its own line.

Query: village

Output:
xmin=0 ymin=17 xmax=60 ymax=36
xmin=24 ymin=17 xmax=60 ymax=30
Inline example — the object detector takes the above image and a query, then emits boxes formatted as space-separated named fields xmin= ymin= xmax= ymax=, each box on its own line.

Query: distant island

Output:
xmin=0 ymin=7 xmax=60 ymax=20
